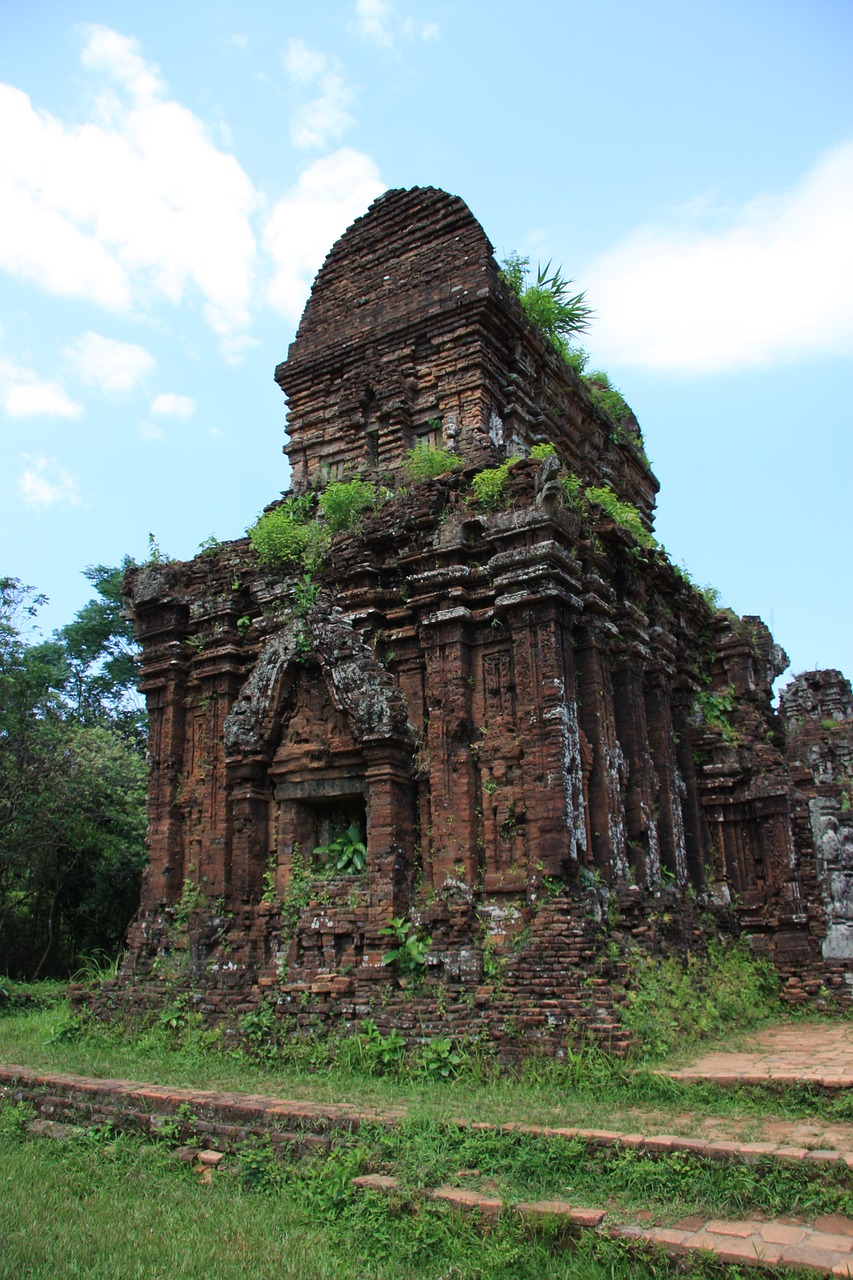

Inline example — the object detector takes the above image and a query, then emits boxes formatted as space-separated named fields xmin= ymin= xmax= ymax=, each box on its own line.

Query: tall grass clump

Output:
xmin=621 ymin=938 xmax=780 ymax=1059
xmin=500 ymin=252 xmax=593 ymax=364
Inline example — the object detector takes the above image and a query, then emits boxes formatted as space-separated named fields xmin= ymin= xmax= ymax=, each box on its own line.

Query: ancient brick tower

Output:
xmin=113 ymin=188 xmax=853 ymax=1054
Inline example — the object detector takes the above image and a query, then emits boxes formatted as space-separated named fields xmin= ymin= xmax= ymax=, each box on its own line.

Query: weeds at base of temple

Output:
xmin=620 ymin=938 xmax=779 ymax=1058
xmin=5 ymin=932 xmax=792 ymax=1096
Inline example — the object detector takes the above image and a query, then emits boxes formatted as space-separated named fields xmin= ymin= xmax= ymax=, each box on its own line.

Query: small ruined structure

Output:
xmin=111 ymin=188 xmax=853 ymax=1056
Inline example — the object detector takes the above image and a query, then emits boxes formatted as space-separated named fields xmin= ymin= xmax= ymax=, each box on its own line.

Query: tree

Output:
xmin=0 ymin=571 xmax=147 ymax=979
xmin=56 ymin=558 xmax=146 ymax=741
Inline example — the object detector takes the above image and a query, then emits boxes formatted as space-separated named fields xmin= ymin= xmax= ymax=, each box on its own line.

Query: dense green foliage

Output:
xmin=249 ymin=496 xmax=327 ymax=571
xmin=249 ymin=481 xmax=378 ymax=574
xmin=54 ymin=561 xmax=144 ymax=737
xmin=0 ymin=571 xmax=146 ymax=979
xmin=470 ymin=456 xmax=521 ymax=510
xmin=529 ymin=441 xmax=558 ymax=462
xmin=318 ymin=478 xmax=377 ymax=532
xmin=403 ymin=441 xmax=462 ymax=481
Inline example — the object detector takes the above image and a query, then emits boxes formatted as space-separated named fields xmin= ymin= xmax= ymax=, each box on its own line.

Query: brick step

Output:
xmin=658 ymin=1066 xmax=853 ymax=1091
xmin=352 ymin=1174 xmax=853 ymax=1275
xmin=4 ymin=1063 xmax=853 ymax=1172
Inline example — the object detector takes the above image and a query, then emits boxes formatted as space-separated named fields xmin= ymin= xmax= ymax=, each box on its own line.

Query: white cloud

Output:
xmin=0 ymin=28 xmax=258 ymax=340
xmin=0 ymin=359 xmax=83 ymax=419
xmin=284 ymin=39 xmax=329 ymax=85
xmin=18 ymin=455 xmax=82 ymax=508
xmin=137 ymin=419 xmax=166 ymax=442
xmin=264 ymin=149 xmax=385 ymax=320
xmin=586 ymin=140 xmax=853 ymax=372
xmin=81 ymin=25 xmax=164 ymax=100
xmin=354 ymin=0 xmax=395 ymax=47
xmin=150 ymin=392 xmax=196 ymax=419
xmin=221 ymin=333 xmax=262 ymax=365
xmin=63 ymin=330 xmax=155 ymax=396
xmin=283 ymin=38 xmax=354 ymax=151
xmin=355 ymin=2 xmax=439 ymax=48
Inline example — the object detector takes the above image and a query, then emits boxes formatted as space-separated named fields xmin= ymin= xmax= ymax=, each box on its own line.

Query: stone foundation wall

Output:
xmin=88 ymin=874 xmax=754 ymax=1061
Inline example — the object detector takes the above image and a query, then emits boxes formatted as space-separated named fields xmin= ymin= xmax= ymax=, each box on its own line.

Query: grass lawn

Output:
xmin=1 ymin=985 xmax=850 ymax=1278
xmin=1 ymin=1107 xmax=791 ymax=1280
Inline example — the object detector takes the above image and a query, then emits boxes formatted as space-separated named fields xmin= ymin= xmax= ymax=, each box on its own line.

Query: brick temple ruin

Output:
xmin=104 ymin=187 xmax=853 ymax=1056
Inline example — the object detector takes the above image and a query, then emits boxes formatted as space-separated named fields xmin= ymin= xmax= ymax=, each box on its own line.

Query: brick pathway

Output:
xmin=353 ymin=1175 xmax=853 ymax=1275
xmin=4 ymin=1062 xmax=852 ymax=1172
xmin=617 ymin=1216 xmax=853 ymax=1274
xmin=659 ymin=1021 xmax=853 ymax=1088
xmin=5 ymin=1040 xmax=853 ymax=1275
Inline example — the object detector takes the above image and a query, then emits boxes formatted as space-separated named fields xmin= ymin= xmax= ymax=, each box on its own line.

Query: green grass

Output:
xmin=3 ymin=998 xmax=853 ymax=1136
xmin=1 ymin=993 xmax=841 ymax=1279
xmin=0 ymin=1108 xmax=795 ymax=1280
xmin=365 ymin=1117 xmax=853 ymax=1221
xmin=0 ymin=977 xmax=67 ymax=1010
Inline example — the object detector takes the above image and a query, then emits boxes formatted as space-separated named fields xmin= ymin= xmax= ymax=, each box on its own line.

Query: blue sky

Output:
xmin=1 ymin=0 xmax=851 ymax=688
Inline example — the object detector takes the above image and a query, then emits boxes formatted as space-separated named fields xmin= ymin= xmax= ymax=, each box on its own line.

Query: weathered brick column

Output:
xmin=573 ymin=630 xmax=628 ymax=881
xmin=421 ymin=608 xmax=480 ymax=887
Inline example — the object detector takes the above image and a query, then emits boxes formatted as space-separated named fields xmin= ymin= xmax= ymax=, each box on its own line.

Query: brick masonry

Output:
xmin=88 ymin=186 xmax=853 ymax=1054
